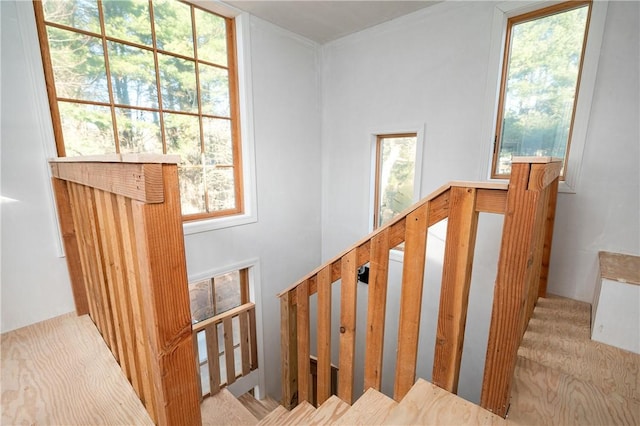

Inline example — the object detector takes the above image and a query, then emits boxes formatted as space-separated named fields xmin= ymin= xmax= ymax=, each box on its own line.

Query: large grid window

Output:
xmin=492 ymin=1 xmax=591 ymax=178
xmin=34 ymin=0 xmax=243 ymax=220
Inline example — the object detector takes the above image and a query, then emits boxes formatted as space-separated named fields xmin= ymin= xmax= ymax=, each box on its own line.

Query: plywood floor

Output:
xmin=1 ymin=313 xmax=153 ymax=425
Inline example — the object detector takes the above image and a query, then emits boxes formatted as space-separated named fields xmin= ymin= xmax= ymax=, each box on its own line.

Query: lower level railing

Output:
xmin=192 ymin=302 xmax=259 ymax=398
xmin=279 ymin=157 xmax=561 ymax=418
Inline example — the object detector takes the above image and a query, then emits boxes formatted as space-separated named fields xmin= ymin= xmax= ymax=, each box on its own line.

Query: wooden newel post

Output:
xmin=480 ymin=158 xmax=562 ymax=417
xmin=280 ymin=291 xmax=298 ymax=409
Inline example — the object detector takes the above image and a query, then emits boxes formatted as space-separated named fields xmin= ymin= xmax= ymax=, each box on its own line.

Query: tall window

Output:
xmin=33 ymin=0 xmax=243 ymax=220
xmin=492 ymin=1 xmax=591 ymax=178
xmin=373 ymin=134 xmax=417 ymax=229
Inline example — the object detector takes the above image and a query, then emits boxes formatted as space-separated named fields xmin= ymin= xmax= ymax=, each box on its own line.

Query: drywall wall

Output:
xmin=182 ymin=16 xmax=322 ymax=399
xmin=319 ymin=0 xmax=639 ymax=403
xmin=1 ymin=0 xmax=76 ymax=333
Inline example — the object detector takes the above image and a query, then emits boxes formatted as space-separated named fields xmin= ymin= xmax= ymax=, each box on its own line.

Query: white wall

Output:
xmin=183 ymin=17 xmax=322 ymax=399
xmin=1 ymin=0 xmax=76 ymax=333
xmin=319 ymin=0 xmax=639 ymax=403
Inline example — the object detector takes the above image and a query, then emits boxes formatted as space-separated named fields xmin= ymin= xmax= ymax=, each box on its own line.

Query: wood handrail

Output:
xmin=279 ymin=158 xmax=561 ymax=417
xmin=50 ymin=155 xmax=201 ymax=426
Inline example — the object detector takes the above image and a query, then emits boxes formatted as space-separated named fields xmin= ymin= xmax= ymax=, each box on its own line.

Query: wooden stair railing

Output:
xmin=278 ymin=157 xmax=561 ymax=418
xmin=50 ymin=155 xmax=201 ymax=426
xmin=192 ymin=302 xmax=259 ymax=399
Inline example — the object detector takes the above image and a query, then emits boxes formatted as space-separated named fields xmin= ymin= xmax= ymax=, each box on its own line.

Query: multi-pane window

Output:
xmin=373 ymin=134 xmax=417 ymax=229
xmin=492 ymin=1 xmax=591 ymax=178
xmin=34 ymin=0 xmax=243 ymax=220
xmin=188 ymin=268 xmax=249 ymax=324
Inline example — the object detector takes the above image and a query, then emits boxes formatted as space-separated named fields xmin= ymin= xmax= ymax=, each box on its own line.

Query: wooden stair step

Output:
xmin=257 ymin=405 xmax=289 ymax=425
xmin=306 ymin=395 xmax=350 ymax=425
xmin=333 ymin=388 xmax=397 ymax=425
xmin=383 ymin=379 xmax=506 ymax=425
xmin=279 ymin=401 xmax=316 ymax=425
xmin=238 ymin=393 xmax=281 ymax=421
xmin=519 ymin=297 xmax=639 ymax=401
xmin=508 ymin=356 xmax=640 ymax=425
xmin=201 ymin=389 xmax=258 ymax=426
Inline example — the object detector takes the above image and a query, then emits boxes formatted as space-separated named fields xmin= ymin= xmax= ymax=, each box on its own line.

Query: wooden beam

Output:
xmin=132 ymin=164 xmax=201 ymax=426
xmin=316 ymin=266 xmax=332 ymax=405
xmin=539 ymin=177 xmax=559 ymax=297
xmin=338 ymin=249 xmax=358 ymax=404
xmin=206 ymin=323 xmax=221 ymax=396
xmin=433 ymin=187 xmax=479 ymax=393
xmin=280 ymin=291 xmax=298 ymax=409
xmin=394 ymin=203 xmax=429 ymax=401
xmin=364 ymin=228 xmax=390 ymax=392
xmin=296 ymin=280 xmax=311 ymax=404
xmin=50 ymin=161 xmax=164 ymax=204
xmin=51 ymin=178 xmax=88 ymax=315
xmin=223 ymin=317 xmax=235 ymax=386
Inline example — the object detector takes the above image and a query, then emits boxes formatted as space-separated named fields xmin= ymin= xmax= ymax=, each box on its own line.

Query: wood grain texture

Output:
xmin=334 ymin=387 xmax=397 ymax=425
xmin=364 ymin=228 xmax=390 ymax=392
xmin=131 ymin=164 xmax=201 ymax=425
xmin=51 ymin=161 xmax=164 ymax=203
xmin=279 ymin=400 xmax=316 ymax=425
xmin=51 ymin=178 xmax=88 ymax=315
xmin=599 ymin=251 xmax=640 ymax=285
xmin=237 ymin=394 xmax=280 ymax=421
xmin=280 ymin=292 xmax=298 ymax=409
xmin=200 ymin=389 xmax=258 ymax=426
xmin=296 ymin=280 xmax=311 ymax=403
xmin=509 ymin=357 xmax=640 ymax=425
xmin=205 ymin=324 xmax=221 ymax=396
xmin=433 ymin=187 xmax=479 ymax=393
xmin=306 ymin=395 xmax=350 ymax=425
xmin=257 ymin=405 xmax=289 ymax=425
xmin=223 ymin=317 xmax=236 ymax=386
xmin=394 ymin=203 xmax=429 ymax=401
xmin=538 ymin=178 xmax=558 ymax=297
xmin=1 ymin=313 xmax=153 ymax=426
xmin=338 ymin=249 xmax=358 ymax=404
xmin=481 ymin=161 xmax=547 ymax=417
xmin=519 ymin=295 xmax=639 ymax=402
xmin=316 ymin=266 xmax=333 ymax=405
xmin=384 ymin=379 xmax=506 ymax=425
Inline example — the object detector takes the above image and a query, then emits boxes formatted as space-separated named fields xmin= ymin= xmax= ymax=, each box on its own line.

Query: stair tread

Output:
xmin=384 ymin=379 xmax=506 ymax=425
xmin=509 ymin=356 xmax=640 ymax=425
xmin=306 ymin=395 xmax=350 ymax=425
xmin=201 ymin=389 xmax=258 ymax=426
xmin=257 ymin=405 xmax=289 ymax=426
xmin=280 ymin=401 xmax=316 ymax=425
xmin=334 ymin=388 xmax=397 ymax=425
xmin=238 ymin=393 xmax=281 ymax=421
xmin=519 ymin=297 xmax=639 ymax=401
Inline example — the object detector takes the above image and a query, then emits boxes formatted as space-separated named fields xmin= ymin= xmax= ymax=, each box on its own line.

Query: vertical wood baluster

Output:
xmin=394 ymin=203 xmax=429 ymax=401
xmin=280 ymin=291 xmax=298 ymax=409
xmin=317 ymin=267 xmax=332 ymax=405
xmin=433 ymin=187 xmax=479 ymax=393
xmin=338 ymin=249 xmax=358 ymax=403
xmin=364 ymin=228 xmax=390 ymax=391
xmin=296 ymin=280 xmax=311 ymax=403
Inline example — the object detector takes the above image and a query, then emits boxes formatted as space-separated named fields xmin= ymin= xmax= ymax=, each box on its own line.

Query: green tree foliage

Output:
xmin=498 ymin=5 xmax=589 ymax=174
xmin=378 ymin=136 xmax=416 ymax=227
xmin=42 ymin=0 xmax=237 ymax=216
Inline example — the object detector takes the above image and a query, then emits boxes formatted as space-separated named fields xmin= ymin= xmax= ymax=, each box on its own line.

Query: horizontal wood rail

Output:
xmin=50 ymin=154 xmax=200 ymax=426
xmin=192 ymin=302 xmax=259 ymax=398
xmin=279 ymin=157 xmax=561 ymax=417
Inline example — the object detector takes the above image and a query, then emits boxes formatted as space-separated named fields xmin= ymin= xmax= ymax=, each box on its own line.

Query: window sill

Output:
xmin=183 ymin=211 xmax=257 ymax=235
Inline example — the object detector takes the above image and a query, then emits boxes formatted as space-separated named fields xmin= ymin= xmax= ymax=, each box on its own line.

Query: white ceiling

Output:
xmin=224 ymin=1 xmax=440 ymax=44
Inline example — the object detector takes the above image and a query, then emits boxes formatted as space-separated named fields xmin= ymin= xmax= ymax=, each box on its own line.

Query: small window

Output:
xmin=492 ymin=1 xmax=591 ymax=178
xmin=373 ymin=134 xmax=417 ymax=229
xmin=34 ymin=0 xmax=244 ymax=221
xmin=189 ymin=268 xmax=249 ymax=323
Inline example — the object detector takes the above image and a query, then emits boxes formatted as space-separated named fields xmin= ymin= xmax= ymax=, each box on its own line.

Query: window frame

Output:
xmin=33 ymin=0 xmax=246 ymax=221
xmin=481 ymin=0 xmax=608 ymax=193
xmin=369 ymin=125 xmax=424 ymax=261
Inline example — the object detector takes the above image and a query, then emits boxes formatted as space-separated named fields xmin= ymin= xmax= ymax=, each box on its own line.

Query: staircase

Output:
xmin=222 ymin=295 xmax=639 ymax=425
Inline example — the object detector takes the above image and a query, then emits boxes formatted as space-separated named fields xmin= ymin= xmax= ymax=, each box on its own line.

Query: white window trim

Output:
xmin=368 ymin=124 xmax=425 ymax=263
xmin=480 ymin=0 xmax=608 ymax=193
xmin=188 ymin=257 xmax=266 ymax=399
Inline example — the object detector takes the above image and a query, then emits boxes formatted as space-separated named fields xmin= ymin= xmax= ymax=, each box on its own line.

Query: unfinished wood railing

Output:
xmin=50 ymin=155 xmax=201 ymax=426
xmin=278 ymin=157 xmax=561 ymax=418
xmin=192 ymin=302 xmax=259 ymax=398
